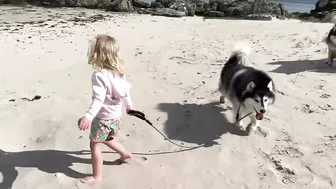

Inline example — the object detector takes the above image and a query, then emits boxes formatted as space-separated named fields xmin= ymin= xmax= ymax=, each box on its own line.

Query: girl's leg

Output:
xmin=103 ymin=139 xmax=132 ymax=162
xmin=80 ymin=141 xmax=103 ymax=184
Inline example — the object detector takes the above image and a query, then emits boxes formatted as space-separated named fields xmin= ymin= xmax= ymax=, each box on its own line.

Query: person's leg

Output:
xmin=103 ymin=139 xmax=132 ymax=162
xmin=80 ymin=141 xmax=103 ymax=184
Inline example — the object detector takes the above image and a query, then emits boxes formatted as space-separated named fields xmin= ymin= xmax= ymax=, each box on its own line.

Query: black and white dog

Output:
xmin=324 ymin=15 xmax=336 ymax=67
xmin=218 ymin=43 xmax=276 ymax=135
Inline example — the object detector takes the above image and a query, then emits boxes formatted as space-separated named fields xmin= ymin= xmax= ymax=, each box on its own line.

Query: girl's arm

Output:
xmin=123 ymin=76 xmax=133 ymax=110
xmin=124 ymin=90 xmax=133 ymax=110
xmin=84 ymin=72 xmax=107 ymax=121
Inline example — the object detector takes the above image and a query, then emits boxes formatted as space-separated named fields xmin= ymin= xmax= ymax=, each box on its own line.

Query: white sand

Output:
xmin=1 ymin=6 xmax=336 ymax=189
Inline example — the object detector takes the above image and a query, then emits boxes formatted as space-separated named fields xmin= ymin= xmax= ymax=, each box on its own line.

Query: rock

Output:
xmin=205 ymin=0 xmax=288 ymax=18
xmin=15 ymin=0 xmax=112 ymax=8
xmin=186 ymin=3 xmax=196 ymax=16
xmin=204 ymin=10 xmax=225 ymax=17
xmin=313 ymin=0 xmax=336 ymax=12
xmin=194 ymin=1 xmax=209 ymax=16
xmin=253 ymin=1 xmax=287 ymax=16
xmin=0 ymin=0 xmax=26 ymax=4
xmin=287 ymin=11 xmax=327 ymax=22
xmin=151 ymin=8 xmax=186 ymax=17
xmin=0 ymin=0 xmax=291 ymax=19
xmin=150 ymin=1 xmax=165 ymax=8
xmin=153 ymin=0 xmax=175 ymax=7
xmin=151 ymin=0 xmax=196 ymax=16
xmin=169 ymin=1 xmax=188 ymax=14
xmin=132 ymin=0 xmax=150 ymax=8
xmin=227 ymin=1 xmax=251 ymax=17
xmin=107 ymin=0 xmax=135 ymax=12
xmin=244 ymin=13 xmax=272 ymax=20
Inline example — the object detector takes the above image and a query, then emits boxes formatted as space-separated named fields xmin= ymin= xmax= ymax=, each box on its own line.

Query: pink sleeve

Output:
xmin=123 ymin=76 xmax=133 ymax=110
xmin=84 ymin=72 xmax=107 ymax=121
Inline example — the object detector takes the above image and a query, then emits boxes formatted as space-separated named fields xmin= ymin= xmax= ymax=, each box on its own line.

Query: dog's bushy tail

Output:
xmin=331 ymin=14 xmax=336 ymax=24
xmin=322 ymin=15 xmax=336 ymax=43
xmin=226 ymin=42 xmax=252 ymax=67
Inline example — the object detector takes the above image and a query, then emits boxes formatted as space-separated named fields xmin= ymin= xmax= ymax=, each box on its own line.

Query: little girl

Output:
xmin=77 ymin=34 xmax=133 ymax=184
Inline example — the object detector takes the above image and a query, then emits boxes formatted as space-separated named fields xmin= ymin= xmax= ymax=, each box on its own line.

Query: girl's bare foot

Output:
xmin=79 ymin=176 xmax=102 ymax=184
xmin=117 ymin=153 xmax=132 ymax=163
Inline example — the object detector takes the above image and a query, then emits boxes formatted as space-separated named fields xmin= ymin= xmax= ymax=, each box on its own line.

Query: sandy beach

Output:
xmin=1 ymin=5 xmax=336 ymax=189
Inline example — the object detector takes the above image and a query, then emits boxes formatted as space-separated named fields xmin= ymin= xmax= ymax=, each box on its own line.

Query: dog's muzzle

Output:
xmin=254 ymin=107 xmax=265 ymax=120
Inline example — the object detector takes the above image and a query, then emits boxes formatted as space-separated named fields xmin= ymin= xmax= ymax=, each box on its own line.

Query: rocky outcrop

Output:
xmin=286 ymin=0 xmax=336 ymax=23
xmin=0 ymin=0 xmax=135 ymax=11
xmin=197 ymin=0 xmax=287 ymax=18
xmin=28 ymin=0 xmax=111 ymax=8
xmin=132 ymin=0 xmax=150 ymax=8
xmin=244 ymin=13 xmax=272 ymax=20
xmin=151 ymin=7 xmax=186 ymax=17
xmin=0 ymin=0 xmax=289 ymax=19
xmin=147 ymin=0 xmax=196 ymax=16
xmin=140 ymin=0 xmax=287 ymax=19
xmin=107 ymin=0 xmax=135 ymax=12
xmin=312 ymin=0 xmax=336 ymax=13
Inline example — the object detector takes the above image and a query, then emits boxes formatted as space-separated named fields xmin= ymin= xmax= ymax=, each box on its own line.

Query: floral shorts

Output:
xmin=89 ymin=118 xmax=120 ymax=142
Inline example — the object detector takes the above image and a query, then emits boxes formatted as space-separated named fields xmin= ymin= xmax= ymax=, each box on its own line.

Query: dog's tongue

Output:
xmin=256 ymin=113 xmax=264 ymax=120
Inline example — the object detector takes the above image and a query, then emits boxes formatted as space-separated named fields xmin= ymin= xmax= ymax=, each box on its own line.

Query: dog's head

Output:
xmin=243 ymin=80 xmax=275 ymax=120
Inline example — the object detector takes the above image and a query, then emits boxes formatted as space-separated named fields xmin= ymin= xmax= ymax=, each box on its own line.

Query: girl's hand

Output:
xmin=126 ymin=108 xmax=133 ymax=114
xmin=78 ymin=116 xmax=92 ymax=131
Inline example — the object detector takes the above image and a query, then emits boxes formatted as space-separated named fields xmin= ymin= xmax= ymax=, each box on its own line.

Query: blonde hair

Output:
xmin=88 ymin=34 xmax=124 ymax=76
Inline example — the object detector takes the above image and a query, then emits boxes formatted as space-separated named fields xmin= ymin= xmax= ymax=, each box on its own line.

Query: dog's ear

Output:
xmin=267 ymin=81 xmax=273 ymax=92
xmin=246 ymin=81 xmax=255 ymax=91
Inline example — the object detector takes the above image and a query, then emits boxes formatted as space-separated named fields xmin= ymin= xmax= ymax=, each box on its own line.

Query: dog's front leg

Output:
xmin=233 ymin=104 xmax=244 ymax=129
xmin=327 ymin=48 xmax=334 ymax=67
xmin=246 ymin=115 xmax=260 ymax=135
xmin=219 ymin=95 xmax=225 ymax=104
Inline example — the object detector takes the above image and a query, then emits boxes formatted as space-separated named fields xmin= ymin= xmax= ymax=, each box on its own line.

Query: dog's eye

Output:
xmin=264 ymin=99 xmax=268 ymax=102
xmin=254 ymin=99 xmax=259 ymax=102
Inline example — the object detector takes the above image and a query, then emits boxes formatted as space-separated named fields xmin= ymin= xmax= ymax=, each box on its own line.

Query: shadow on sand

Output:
xmin=0 ymin=149 xmax=120 ymax=189
xmin=156 ymin=102 xmax=247 ymax=147
xmin=268 ymin=58 xmax=336 ymax=75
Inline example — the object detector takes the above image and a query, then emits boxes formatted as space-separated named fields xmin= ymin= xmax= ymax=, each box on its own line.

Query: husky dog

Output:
xmin=218 ymin=43 xmax=275 ymax=135
xmin=324 ymin=15 xmax=336 ymax=67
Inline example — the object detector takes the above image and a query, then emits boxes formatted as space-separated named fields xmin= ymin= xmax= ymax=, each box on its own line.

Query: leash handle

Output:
xmin=128 ymin=110 xmax=145 ymax=117
xmin=128 ymin=110 xmax=153 ymax=125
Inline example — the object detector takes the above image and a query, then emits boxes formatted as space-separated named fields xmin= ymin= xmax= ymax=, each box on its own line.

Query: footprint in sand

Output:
xmin=260 ymin=151 xmax=297 ymax=185
xmin=303 ymin=164 xmax=334 ymax=187
xmin=121 ymin=156 xmax=147 ymax=166
xmin=275 ymin=147 xmax=304 ymax=158
xmin=257 ymin=127 xmax=268 ymax=137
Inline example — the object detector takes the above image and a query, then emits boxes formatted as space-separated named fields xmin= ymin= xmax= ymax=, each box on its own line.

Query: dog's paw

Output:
xmin=219 ymin=96 xmax=225 ymax=104
xmin=234 ymin=121 xmax=244 ymax=130
xmin=246 ymin=123 xmax=256 ymax=135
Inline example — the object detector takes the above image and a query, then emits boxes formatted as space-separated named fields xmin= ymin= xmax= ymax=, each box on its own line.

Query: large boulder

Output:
xmin=250 ymin=0 xmax=287 ymax=16
xmin=151 ymin=7 xmax=186 ymax=17
xmin=312 ymin=0 xmax=336 ymax=12
xmin=132 ymin=0 xmax=150 ymax=8
xmin=203 ymin=0 xmax=287 ymax=18
xmin=204 ymin=10 xmax=225 ymax=17
xmin=107 ymin=0 xmax=135 ymax=12
xmin=35 ymin=0 xmax=111 ymax=8
xmin=0 ymin=0 xmax=112 ymax=8
xmin=151 ymin=0 xmax=196 ymax=16
xmin=244 ymin=13 xmax=272 ymax=20
xmin=0 ymin=0 xmax=26 ymax=4
xmin=226 ymin=1 xmax=251 ymax=17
